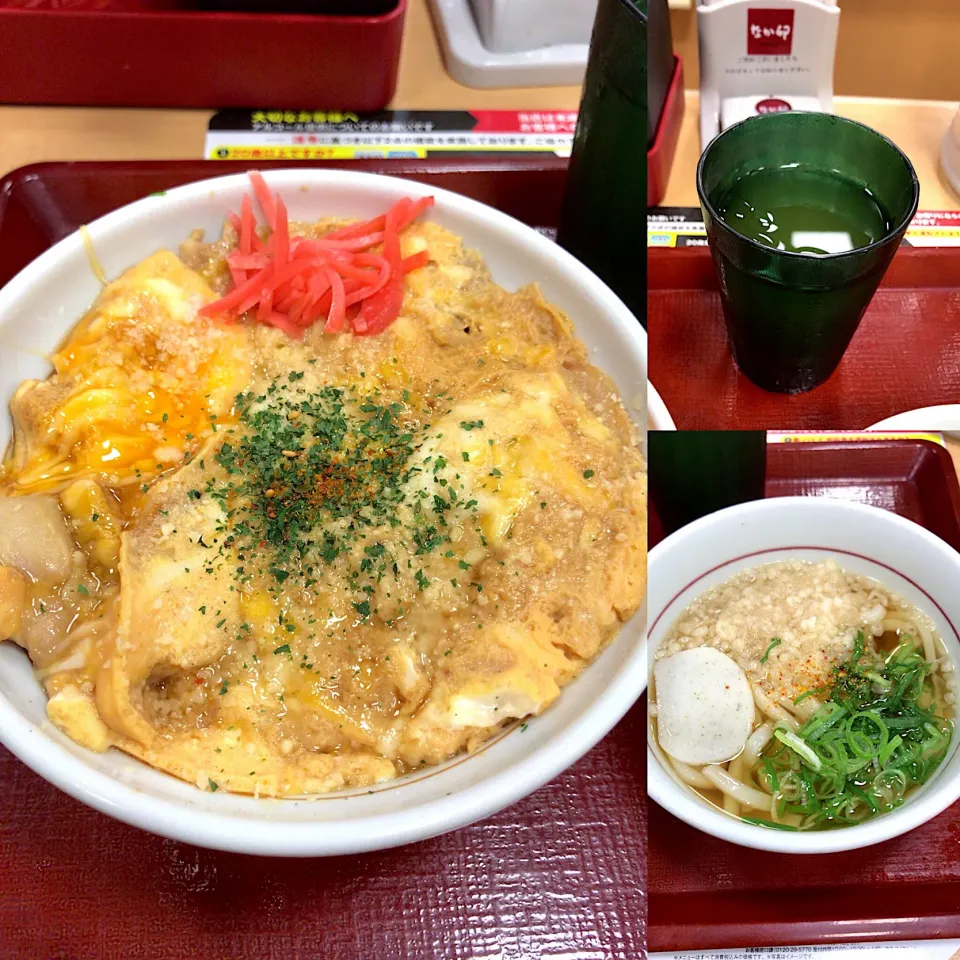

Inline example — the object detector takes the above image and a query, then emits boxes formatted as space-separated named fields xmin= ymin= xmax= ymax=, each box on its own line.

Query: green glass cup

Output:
xmin=558 ymin=0 xmax=646 ymax=326
xmin=697 ymin=112 xmax=920 ymax=394
xmin=649 ymin=431 xmax=767 ymax=535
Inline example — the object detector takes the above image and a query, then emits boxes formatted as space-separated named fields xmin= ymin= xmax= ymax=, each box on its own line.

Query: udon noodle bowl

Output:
xmin=650 ymin=559 xmax=956 ymax=832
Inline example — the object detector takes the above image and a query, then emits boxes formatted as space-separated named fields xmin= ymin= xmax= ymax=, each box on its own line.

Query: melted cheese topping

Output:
xmin=1 ymin=217 xmax=647 ymax=797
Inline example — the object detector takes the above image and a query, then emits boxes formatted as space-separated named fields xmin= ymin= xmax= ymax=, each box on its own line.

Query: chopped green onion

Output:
xmin=801 ymin=701 xmax=849 ymax=742
xmin=863 ymin=670 xmax=892 ymax=691
xmin=793 ymin=686 xmax=828 ymax=705
xmin=879 ymin=734 xmax=903 ymax=766
xmin=774 ymin=727 xmax=823 ymax=771
xmin=761 ymin=758 xmax=779 ymax=793
xmin=741 ymin=816 xmax=799 ymax=831
xmin=760 ymin=638 xmax=782 ymax=664
xmin=749 ymin=634 xmax=952 ymax=831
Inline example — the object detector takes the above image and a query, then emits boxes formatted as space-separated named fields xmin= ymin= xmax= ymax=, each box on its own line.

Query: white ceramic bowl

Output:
xmin=869 ymin=406 xmax=960 ymax=432
xmin=647 ymin=383 xmax=675 ymax=430
xmin=0 ymin=169 xmax=648 ymax=856
xmin=647 ymin=496 xmax=960 ymax=854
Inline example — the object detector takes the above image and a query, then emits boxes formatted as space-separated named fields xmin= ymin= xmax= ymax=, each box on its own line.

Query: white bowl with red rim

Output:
xmin=647 ymin=496 xmax=960 ymax=854
xmin=0 ymin=169 xmax=648 ymax=855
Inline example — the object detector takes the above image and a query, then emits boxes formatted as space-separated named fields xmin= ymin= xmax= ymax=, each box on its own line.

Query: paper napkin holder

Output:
xmin=697 ymin=0 xmax=839 ymax=149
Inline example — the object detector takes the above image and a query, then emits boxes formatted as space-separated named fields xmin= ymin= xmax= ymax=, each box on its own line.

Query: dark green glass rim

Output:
xmin=695 ymin=111 xmax=921 ymax=263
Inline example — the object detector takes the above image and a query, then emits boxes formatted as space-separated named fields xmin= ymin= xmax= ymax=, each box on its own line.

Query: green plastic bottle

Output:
xmin=649 ymin=431 xmax=768 ymax=536
xmin=558 ymin=0 xmax=647 ymax=326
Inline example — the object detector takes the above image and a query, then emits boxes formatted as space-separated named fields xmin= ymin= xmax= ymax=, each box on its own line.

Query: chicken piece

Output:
xmin=0 ymin=495 xmax=74 ymax=582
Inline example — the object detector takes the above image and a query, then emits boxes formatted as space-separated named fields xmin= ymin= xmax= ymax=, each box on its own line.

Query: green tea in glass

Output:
xmin=649 ymin=431 xmax=767 ymax=536
xmin=697 ymin=112 xmax=919 ymax=394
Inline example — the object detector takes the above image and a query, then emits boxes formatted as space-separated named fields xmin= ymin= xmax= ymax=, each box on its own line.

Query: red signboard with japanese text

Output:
xmin=747 ymin=8 xmax=795 ymax=55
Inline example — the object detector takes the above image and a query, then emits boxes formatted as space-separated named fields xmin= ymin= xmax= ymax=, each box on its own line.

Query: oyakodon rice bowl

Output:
xmin=648 ymin=497 xmax=960 ymax=854
xmin=0 ymin=169 xmax=647 ymax=855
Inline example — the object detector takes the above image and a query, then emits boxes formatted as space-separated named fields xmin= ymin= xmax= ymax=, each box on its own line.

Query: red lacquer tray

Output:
xmin=0 ymin=160 xmax=645 ymax=960
xmin=648 ymin=246 xmax=960 ymax=430
xmin=649 ymin=438 xmax=960 ymax=952
xmin=0 ymin=0 xmax=405 ymax=110
xmin=647 ymin=56 xmax=685 ymax=208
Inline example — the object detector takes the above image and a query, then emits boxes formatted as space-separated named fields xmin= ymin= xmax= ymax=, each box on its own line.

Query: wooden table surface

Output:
xmin=660 ymin=90 xmax=960 ymax=212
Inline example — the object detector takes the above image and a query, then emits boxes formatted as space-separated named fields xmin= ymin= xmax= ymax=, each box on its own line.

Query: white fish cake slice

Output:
xmin=654 ymin=647 xmax=755 ymax=766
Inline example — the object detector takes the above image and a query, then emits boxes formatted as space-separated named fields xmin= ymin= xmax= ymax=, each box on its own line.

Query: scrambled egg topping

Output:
xmin=8 ymin=251 xmax=251 ymax=493
xmin=0 ymin=217 xmax=646 ymax=797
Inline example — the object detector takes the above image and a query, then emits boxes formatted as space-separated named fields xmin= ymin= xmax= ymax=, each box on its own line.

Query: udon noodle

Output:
xmin=650 ymin=560 xmax=956 ymax=831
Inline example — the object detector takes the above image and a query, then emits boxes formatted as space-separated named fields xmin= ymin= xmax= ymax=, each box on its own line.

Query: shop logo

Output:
xmin=756 ymin=98 xmax=792 ymax=114
xmin=747 ymin=9 xmax=795 ymax=55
